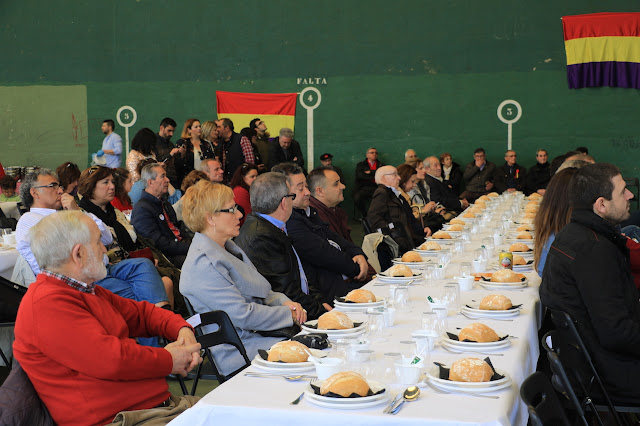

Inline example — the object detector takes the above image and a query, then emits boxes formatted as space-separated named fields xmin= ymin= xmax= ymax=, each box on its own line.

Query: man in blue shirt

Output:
xmin=101 ymin=119 xmax=123 ymax=168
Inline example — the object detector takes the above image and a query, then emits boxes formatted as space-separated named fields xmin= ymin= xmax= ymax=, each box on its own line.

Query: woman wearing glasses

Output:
xmin=180 ymin=180 xmax=305 ymax=376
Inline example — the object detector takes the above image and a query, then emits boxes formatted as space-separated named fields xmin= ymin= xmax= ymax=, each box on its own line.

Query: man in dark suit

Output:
xmin=423 ymin=156 xmax=469 ymax=212
xmin=494 ymin=150 xmax=526 ymax=193
xmin=267 ymin=128 xmax=305 ymax=171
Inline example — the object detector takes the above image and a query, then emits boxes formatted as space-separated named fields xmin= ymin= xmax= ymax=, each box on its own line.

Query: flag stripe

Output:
xmin=567 ymin=61 xmax=640 ymax=89
xmin=563 ymin=12 xmax=640 ymax=41
xmin=217 ymin=113 xmax=296 ymax=134
xmin=565 ymin=36 xmax=640 ymax=65
xmin=216 ymin=91 xmax=297 ymax=116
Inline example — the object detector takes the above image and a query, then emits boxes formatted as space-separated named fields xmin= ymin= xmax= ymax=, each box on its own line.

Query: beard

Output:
xmin=83 ymin=249 xmax=108 ymax=283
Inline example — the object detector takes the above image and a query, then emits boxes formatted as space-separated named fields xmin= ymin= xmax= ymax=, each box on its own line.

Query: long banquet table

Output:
xmin=170 ymin=194 xmax=542 ymax=426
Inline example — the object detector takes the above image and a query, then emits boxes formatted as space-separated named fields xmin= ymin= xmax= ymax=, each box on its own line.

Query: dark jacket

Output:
xmin=540 ymin=209 xmax=640 ymax=398
xmin=155 ymin=135 xmax=179 ymax=188
xmin=366 ymin=185 xmax=417 ymax=254
xmin=267 ymin=138 xmax=305 ymax=170
xmin=309 ymin=196 xmax=352 ymax=242
xmin=234 ymin=213 xmax=327 ymax=319
xmin=174 ymin=138 xmax=216 ymax=187
xmin=287 ymin=208 xmax=365 ymax=303
xmin=526 ymin=162 xmax=551 ymax=195
xmin=424 ymin=174 xmax=463 ymax=212
xmin=462 ymin=160 xmax=497 ymax=193
xmin=354 ymin=159 xmax=383 ymax=191
xmin=494 ymin=162 xmax=526 ymax=193
xmin=442 ymin=161 xmax=463 ymax=194
xmin=216 ymin=132 xmax=244 ymax=182
xmin=131 ymin=190 xmax=191 ymax=267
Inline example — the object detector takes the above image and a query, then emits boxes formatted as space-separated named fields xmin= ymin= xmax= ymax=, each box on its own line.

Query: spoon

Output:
xmin=305 ymin=350 xmax=323 ymax=364
xmin=390 ymin=386 xmax=420 ymax=415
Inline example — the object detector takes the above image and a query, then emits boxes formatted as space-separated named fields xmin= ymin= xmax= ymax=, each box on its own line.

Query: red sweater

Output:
xmin=233 ymin=185 xmax=251 ymax=226
xmin=13 ymin=274 xmax=191 ymax=426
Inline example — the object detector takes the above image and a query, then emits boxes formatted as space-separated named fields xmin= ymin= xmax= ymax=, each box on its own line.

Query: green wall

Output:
xmin=2 ymin=0 xmax=640 ymax=212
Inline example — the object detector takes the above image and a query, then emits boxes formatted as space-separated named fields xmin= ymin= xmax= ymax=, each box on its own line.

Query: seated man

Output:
xmin=235 ymin=172 xmax=329 ymax=319
xmin=15 ymin=170 xmax=170 ymax=310
xmin=423 ymin=156 xmax=469 ymax=212
xmin=308 ymin=166 xmax=352 ymax=242
xmin=13 ymin=210 xmax=201 ymax=425
xmin=494 ymin=150 xmax=526 ymax=193
xmin=273 ymin=163 xmax=368 ymax=304
xmin=267 ymin=128 xmax=305 ymax=171
xmin=540 ymin=163 xmax=639 ymax=399
xmin=525 ymin=149 xmax=551 ymax=195
xmin=132 ymin=163 xmax=192 ymax=268
xmin=460 ymin=147 xmax=496 ymax=202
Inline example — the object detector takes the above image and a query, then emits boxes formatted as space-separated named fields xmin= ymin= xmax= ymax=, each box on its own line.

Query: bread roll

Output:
xmin=449 ymin=358 xmax=493 ymax=382
xmin=387 ymin=264 xmax=413 ymax=277
xmin=477 ymin=195 xmax=490 ymax=202
xmin=433 ymin=231 xmax=452 ymax=239
xmin=458 ymin=323 xmax=500 ymax=343
xmin=516 ymin=224 xmax=532 ymax=232
xmin=528 ymin=192 xmax=542 ymax=200
xmin=267 ymin=340 xmax=310 ymax=363
xmin=469 ymin=207 xmax=483 ymax=213
xmin=419 ymin=241 xmax=442 ymax=250
xmin=448 ymin=224 xmax=464 ymax=232
xmin=345 ymin=289 xmax=376 ymax=303
xmin=509 ymin=242 xmax=531 ymax=252
xmin=318 ymin=311 xmax=354 ymax=330
xmin=517 ymin=231 xmax=533 ymax=239
xmin=479 ymin=294 xmax=513 ymax=310
xmin=523 ymin=212 xmax=536 ymax=219
xmin=474 ymin=200 xmax=486 ymax=207
xmin=513 ymin=254 xmax=526 ymax=265
xmin=463 ymin=212 xmax=475 ymax=218
xmin=491 ymin=269 xmax=520 ymax=283
xmin=487 ymin=192 xmax=499 ymax=198
xmin=401 ymin=251 xmax=423 ymax=262
xmin=320 ymin=371 xmax=370 ymax=397
xmin=520 ymin=217 xmax=534 ymax=224
xmin=450 ymin=218 xmax=465 ymax=225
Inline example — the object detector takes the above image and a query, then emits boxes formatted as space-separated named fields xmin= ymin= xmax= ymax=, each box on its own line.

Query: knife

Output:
xmin=383 ymin=393 xmax=403 ymax=414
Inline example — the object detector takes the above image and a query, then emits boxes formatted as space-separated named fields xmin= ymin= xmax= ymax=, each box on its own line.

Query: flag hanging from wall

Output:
xmin=563 ymin=12 xmax=640 ymax=89
xmin=216 ymin=91 xmax=298 ymax=134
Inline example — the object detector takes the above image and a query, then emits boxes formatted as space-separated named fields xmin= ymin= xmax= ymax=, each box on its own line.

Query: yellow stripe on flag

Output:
xmin=217 ymin=113 xmax=296 ymax=135
xmin=565 ymin=36 xmax=640 ymax=65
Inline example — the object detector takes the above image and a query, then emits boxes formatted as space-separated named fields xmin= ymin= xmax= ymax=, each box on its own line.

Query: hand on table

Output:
xmin=352 ymin=255 xmax=368 ymax=280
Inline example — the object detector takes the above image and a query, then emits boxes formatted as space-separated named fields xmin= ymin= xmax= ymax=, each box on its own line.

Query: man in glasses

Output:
xmin=235 ymin=172 xmax=330 ymax=320
xmin=494 ymin=149 xmax=526 ymax=194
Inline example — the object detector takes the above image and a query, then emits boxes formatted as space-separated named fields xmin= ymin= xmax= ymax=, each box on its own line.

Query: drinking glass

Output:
xmin=432 ymin=307 xmax=448 ymax=334
xmin=459 ymin=262 xmax=472 ymax=277
xmin=394 ymin=285 xmax=410 ymax=309
xmin=421 ymin=311 xmax=438 ymax=332
xmin=367 ymin=311 xmax=386 ymax=342
xmin=381 ymin=352 xmax=402 ymax=384
xmin=398 ymin=340 xmax=418 ymax=361
xmin=442 ymin=283 xmax=461 ymax=313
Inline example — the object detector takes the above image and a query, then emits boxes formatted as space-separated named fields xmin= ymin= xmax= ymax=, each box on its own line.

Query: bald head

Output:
xmin=405 ymin=149 xmax=417 ymax=163
xmin=375 ymin=166 xmax=400 ymax=189
xmin=424 ymin=156 xmax=442 ymax=178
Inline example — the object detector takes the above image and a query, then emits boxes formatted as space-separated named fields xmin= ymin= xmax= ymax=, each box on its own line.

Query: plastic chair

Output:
xmin=520 ymin=371 xmax=571 ymax=426
xmin=184 ymin=297 xmax=251 ymax=396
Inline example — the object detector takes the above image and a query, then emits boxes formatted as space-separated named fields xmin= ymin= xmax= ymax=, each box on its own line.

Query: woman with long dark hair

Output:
xmin=126 ymin=128 xmax=157 ymax=182
xmin=229 ymin=163 xmax=259 ymax=225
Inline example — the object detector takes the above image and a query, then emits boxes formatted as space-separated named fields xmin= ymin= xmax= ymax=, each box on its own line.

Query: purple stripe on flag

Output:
xmin=568 ymin=61 xmax=640 ymax=89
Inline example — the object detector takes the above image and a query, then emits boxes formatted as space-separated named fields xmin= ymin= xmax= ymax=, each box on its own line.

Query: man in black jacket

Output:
xmin=235 ymin=172 xmax=329 ymax=319
xmin=493 ymin=150 xmax=526 ymax=193
xmin=540 ymin=163 xmax=638 ymax=399
xmin=525 ymin=149 xmax=551 ymax=195
xmin=423 ymin=156 xmax=469 ymax=212
xmin=215 ymin=118 xmax=245 ymax=183
xmin=272 ymin=163 xmax=368 ymax=304
xmin=267 ymin=128 xmax=305 ymax=171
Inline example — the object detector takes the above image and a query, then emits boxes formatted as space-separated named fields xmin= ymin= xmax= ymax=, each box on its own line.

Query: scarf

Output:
xmin=78 ymin=197 xmax=137 ymax=252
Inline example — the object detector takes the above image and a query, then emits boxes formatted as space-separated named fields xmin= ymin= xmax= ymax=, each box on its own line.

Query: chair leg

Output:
xmin=176 ymin=375 xmax=188 ymax=395
xmin=190 ymin=362 xmax=203 ymax=396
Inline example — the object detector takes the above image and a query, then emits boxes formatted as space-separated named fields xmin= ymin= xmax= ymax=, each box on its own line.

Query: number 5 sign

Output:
xmin=497 ymin=100 xmax=522 ymax=150
xmin=117 ymin=105 xmax=137 ymax=154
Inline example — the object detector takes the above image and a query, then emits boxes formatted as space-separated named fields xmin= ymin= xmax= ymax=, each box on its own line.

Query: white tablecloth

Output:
xmin=169 ymin=243 xmax=541 ymax=425
xmin=0 ymin=248 xmax=18 ymax=280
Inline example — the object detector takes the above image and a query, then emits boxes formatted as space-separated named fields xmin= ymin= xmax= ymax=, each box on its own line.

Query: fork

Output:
xmin=425 ymin=380 xmax=500 ymax=399
xmin=441 ymin=346 xmax=504 ymax=356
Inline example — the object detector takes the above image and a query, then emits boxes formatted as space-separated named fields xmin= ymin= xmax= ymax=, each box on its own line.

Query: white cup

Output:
xmin=472 ymin=259 xmax=487 ymax=273
xmin=315 ymin=357 xmax=344 ymax=380
xmin=3 ymin=233 xmax=16 ymax=245
xmin=411 ymin=329 xmax=437 ymax=353
xmin=457 ymin=275 xmax=475 ymax=291
xmin=493 ymin=233 xmax=503 ymax=246
xmin=383 ymin=307 xmax=396 ymax=327
xmin=395 ymin=358 xmax=424 ymax=385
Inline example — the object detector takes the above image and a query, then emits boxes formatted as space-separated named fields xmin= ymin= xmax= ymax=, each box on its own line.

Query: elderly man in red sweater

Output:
xmin=13 ymin=210 xmax=202 ymax=425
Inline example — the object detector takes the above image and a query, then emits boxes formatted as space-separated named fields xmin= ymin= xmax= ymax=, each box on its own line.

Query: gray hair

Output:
xmin=199 ymin=158 xmax=220 ymax=172
xmin=307 ymin=166 xmax=332 ymax=196
xmin=20 ymin=168 xmax=55 ymax=209
xmin=279 ymin=128 xmax=294 ymax=138
xmin=30 ymin=210 xmax=91 ymax=271
xmin=375 ymin=166 xmax=395 ymax=184
xmin=250 ymin=172 xmax=289 ymax=214
xmin=140 ymin=163 xmax=164 ymax=189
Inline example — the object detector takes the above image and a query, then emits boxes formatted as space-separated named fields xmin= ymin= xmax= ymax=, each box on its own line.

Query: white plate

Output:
xmin=307 ymin=380 xmax=386 ymax=403
xmin=441 ymin=340 xmax=510 ymax=353
xmin=252 ymin=354 xmax=314 ymax=369
xmin=442 ymin=330 xmax=511 ymax=349
xmin=376 ymin=273 xmax=422 ymax=284
xmin=392 ymin=258 xmax=434 ymax=266
xmin=301 ymin=320 xmax=367 ymax=336
xmin=461 ymin=306 xmax=520 ymax=317
xmin=334 ymin=300 xmax=385 ymax=310
xmin=428 ymin=366 xmax=511 ymax=389
xmin=250 ymin=357 xmax=315 ymax=373
xmin=479 ymin=283 xmax=529 ymax=291
xmin=492 ymin=263 xmax=534 ymax=272
xmin=429 ymin=377 xmax=513 ymax=394
xmin=414 ymin=248 xmax=449 ymax=256
xmin=305 ymin=393 xmax=389 ymax=409
xmin=477 ymin=277 xmax=528 ymax=286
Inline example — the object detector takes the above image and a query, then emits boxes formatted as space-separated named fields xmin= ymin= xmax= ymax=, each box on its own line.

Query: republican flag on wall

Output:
xmin=216 ymin=91 xmax=298 ymax=134
xmin=563 ymin=12 xmax=640 ymax=89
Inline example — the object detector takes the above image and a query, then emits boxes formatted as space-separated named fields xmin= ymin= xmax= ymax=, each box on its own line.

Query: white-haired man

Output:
xmin=200 ymin=158 xmax=224 ymax=183
xmin=14 ymin=210 xmax=202 ymax=425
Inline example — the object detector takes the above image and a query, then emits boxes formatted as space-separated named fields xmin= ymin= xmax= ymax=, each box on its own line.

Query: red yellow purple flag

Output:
xmin=216 ymin=91 xmax=298 ymax=134
xmin=563 ymin=12 xmax=640 ymax=89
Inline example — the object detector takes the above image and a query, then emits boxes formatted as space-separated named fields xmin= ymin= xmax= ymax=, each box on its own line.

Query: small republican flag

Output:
xmin=563 ymin=12 xmax=640 ymax=89
xmin=216 ymin=91 xmax=298 ymax=134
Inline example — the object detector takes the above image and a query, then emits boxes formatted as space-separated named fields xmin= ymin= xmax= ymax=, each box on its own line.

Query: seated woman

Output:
xmin=77 ymin=166 xmax=174 ymax=309
xmin=180 ymin=180 xmax=305 ymax=376
xmin=397 ymin=164 xmax=445 ymax=234
xmin=55 ymin=161 xmax=81 ymax=198
xmin=111 ymin=167 xmax=134 ymax=215
xmin=173 ymin=169 xmax=208 ymax=222
xmin=230 ymin=163 xmax=259 ymax=226
xmin=126 ymin=128 xmax=157 ymax=182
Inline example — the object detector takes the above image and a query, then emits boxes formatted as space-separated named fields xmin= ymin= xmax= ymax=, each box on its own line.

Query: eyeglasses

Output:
xmin=282 ymin=193 xmax=297 ymax=201
xmin=217 ymin=204 xmax=241 ymax=214
xmin=32 ymin=182 xmax=60 ymax=190
xmin=383 ymin=172 xmax=399 ymax=177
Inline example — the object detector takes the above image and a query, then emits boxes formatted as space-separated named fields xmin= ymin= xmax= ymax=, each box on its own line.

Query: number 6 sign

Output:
xmin=497 ymin=100 xmax=522 ymax=150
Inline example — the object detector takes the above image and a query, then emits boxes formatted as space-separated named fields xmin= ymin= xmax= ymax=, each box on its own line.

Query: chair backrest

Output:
xmin=0 ymin=360 xmax=54 ymax=426
xmin=0 ymin=276 xmax=26 ymax=323
xmin=519 ymin=371 xmax=571 ymax=426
